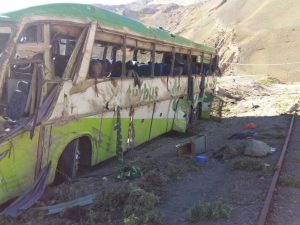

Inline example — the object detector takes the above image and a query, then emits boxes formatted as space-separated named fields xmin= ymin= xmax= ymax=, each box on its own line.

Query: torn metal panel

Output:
xmin=74 ymin=22 xmax=97 ymax=84
xmin=63 ymin=26 xmax=89 ymax=80
xmin=36 ymin=193 xmax=98 ymax=215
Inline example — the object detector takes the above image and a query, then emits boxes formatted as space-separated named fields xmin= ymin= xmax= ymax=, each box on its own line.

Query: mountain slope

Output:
xmin=100 ymin=0 xmax=300 ymax=81
xmin=169 ymin=0 xmax=300 ymax=80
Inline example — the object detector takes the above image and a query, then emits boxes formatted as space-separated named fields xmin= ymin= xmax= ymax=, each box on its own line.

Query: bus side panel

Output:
xmin=97 ymin=114 xmax=116 ymax=163
xmin=201 ymin=92 xmax=214 ymax=119
xmin=131 ymin=104 xmax=153 ymax=145
xmin=120 ymin=108 xmax=130 ymax=152
xmin=166 ymin=99 xmax=176 ymax=132
xmin=172 ymin=97 xmax=191 ymax=133
xmin=0 ymin=129 xmax=39 ymax=204
xmin=149 ymin=100 xmax=170 ymax=140
xmin=201 ymin=76 xmax=216 ymax=119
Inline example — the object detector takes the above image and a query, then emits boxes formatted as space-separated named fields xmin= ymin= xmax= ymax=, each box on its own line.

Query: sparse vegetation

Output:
xmin=233 ymin=158 xmax=268 ymax=171
xmin=142 ymin=169 xmax=169 ymax=191
xmin=187 ymin=201 xmax=232 ymax=222
xmin=293 ymin=156 xmax=300 ymax=164
xmin=90 ymin=186 xmax=162 ymax=225
xmin=255 ymin=76 xmax=284 ymax=86
xmin=123 ymin=187 xmax=160 ymax=222
xmin=279 ymin=176 xmax=300 ymax=189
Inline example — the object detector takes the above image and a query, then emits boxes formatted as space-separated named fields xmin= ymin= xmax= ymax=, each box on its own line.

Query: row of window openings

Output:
xmin=14 ymin=25 xmax=214 ymax=79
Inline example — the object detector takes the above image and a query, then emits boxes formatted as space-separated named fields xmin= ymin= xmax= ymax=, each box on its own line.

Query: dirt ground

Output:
xmin=1 ymin=75 xmax=299 ymax=225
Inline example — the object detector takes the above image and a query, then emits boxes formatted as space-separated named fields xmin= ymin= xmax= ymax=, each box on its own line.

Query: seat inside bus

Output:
xmin=52 ymin=35 xmax=76 ymax=77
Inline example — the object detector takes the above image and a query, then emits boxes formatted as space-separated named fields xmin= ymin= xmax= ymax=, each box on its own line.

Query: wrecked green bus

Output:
xmin=0 ymin=3 xmax=218 ymax=205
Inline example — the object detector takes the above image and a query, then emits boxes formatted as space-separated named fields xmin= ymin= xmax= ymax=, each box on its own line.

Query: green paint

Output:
xmin=0 ymin=91 xmax=201 ymax=204
xmin=0 ymin=128 xmax=40 ymax=204
xmin=1 ymin=3 xmax=216 ymax=55
xmin=200 ymin=92 xmax=214 ymax=119
xmin=173 ymin=97 xmax=191 ymax=132
xmin=127 ymin=84 xmax=159 ymax=101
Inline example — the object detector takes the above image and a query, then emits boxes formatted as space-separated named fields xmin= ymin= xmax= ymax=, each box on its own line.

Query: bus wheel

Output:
xmin=54 ymin=139 xmax=80 ymax=184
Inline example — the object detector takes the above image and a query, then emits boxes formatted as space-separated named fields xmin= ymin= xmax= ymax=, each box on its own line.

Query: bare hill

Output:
xmin=177 ymin=0 xmax=300 ymax=81
xmin=100 ymin=0 xmax=300 ymax=81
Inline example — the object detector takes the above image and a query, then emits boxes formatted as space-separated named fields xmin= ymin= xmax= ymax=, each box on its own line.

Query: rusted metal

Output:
xmin=256 ymin=114 xmax=296 ymax=225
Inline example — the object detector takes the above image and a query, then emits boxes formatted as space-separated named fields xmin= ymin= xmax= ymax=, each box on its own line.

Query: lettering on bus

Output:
xmin=127 ymin=83 xmax=159 ymax=101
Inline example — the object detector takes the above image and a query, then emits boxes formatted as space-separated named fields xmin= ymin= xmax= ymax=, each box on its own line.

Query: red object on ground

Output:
xmin=244 ymin=123 xmax=257 ymax=129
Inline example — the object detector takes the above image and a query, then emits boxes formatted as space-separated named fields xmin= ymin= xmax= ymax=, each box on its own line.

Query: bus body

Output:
xmin=0 ymin=4 xmax=217 ymax=204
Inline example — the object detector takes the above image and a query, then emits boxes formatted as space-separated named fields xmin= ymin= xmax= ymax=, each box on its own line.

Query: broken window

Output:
xmin=0 ymin=26 xmax=12 ymax=58
xmin=51 ymin=24 xmax=83 ymax=77
xmin=19 ymin=25 xmax=43 ymax=43
xmin=89 ymin=41 xmax=116 ymax=78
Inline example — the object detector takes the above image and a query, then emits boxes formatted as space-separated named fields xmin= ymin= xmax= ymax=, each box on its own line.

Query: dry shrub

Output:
xmin=255 ymin=76 xmax=284 ymax=86
xmin=233 ymin=158 xmax=266 ymax=171
xmin=142 ymin=169 xmax=169 ymax=191
xmin=187 ymin=201 xmax=232 ymax=222
xmin=88 ymin=185 xmax=161 ymax=225
xmin=279 ymin=176 xmax=300 ymax=189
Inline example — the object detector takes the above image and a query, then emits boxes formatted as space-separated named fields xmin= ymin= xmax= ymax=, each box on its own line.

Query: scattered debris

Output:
xmin=186 ymin=201 xmax=232 ymax=222
xmin=195 ymin=155 xmax=208 ymax=164
xmin=36 ymin=193 xmax=98 ymax=215
xmin=244 ymin=139 xmax=272 ymax=157
xmin=176 ymin=135 xmax=207 ymax=156
xmin=213 ymin=144 xmax=242 ymax=160
xmin=227 ymin=131 xmax=258 ymax=140
xmin=244 ymin=122 xmax=257 ymax=130
xmin=116 ymin=165 xmax=143 ymax=180
xmin=270 ymin=147 xmax=277 ymax=154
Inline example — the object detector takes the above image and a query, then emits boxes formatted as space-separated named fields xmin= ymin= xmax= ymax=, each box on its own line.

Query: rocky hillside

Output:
xmin=98 ymin=0 xmax=300 ymax=81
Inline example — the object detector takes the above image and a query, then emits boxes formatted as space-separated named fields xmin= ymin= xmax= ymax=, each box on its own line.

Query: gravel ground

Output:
xmin=157 ymin=115 xmax=289 ymax=225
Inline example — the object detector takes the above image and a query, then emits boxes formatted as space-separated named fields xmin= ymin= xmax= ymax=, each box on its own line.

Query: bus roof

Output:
xmin=1 ymin=3 xmax=216 ymax=54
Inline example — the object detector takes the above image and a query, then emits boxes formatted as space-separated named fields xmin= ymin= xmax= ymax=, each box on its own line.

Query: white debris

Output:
xmin=244 ymin=139 xmax=272 ymax=157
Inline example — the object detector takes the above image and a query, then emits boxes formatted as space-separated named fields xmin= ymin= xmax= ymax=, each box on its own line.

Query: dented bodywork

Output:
xmin=0 ymin=3 xmax=217 ymax=205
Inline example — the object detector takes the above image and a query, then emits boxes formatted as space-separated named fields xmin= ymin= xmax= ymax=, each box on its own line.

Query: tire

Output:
xmin=54 ymin=139 xmax=80 ymax=184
